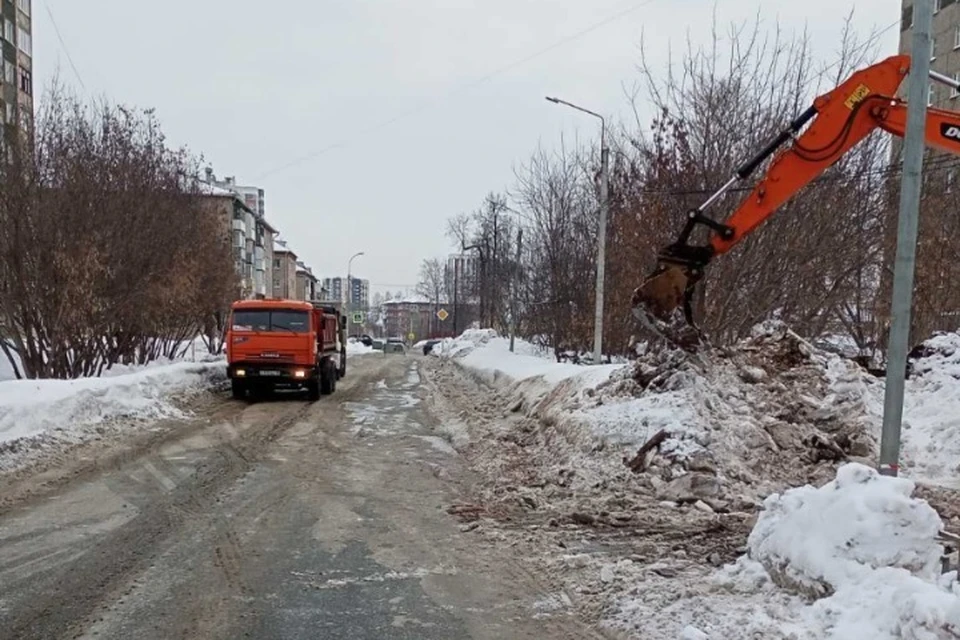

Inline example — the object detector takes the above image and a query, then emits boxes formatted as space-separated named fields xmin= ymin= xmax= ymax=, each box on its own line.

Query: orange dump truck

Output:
xmin=225 ymin=299 xmax=346 ymax=401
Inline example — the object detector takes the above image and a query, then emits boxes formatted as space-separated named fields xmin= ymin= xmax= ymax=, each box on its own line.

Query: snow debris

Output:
xmin=425 ymin=324 xmax=960 ymax=638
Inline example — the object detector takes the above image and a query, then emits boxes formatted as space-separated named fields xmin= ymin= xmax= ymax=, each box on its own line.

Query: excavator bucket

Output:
xmin=631 ymin=263 xmax=704 ymax=351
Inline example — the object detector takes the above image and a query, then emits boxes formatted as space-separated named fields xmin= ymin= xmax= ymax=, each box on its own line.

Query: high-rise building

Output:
xmin=321 ymin=276 xmax=369 ymax=307
xmin=1 ymin=0 xmax=32 ymax=136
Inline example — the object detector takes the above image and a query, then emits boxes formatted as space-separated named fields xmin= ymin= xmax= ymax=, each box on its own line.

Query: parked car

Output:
xmin=385 ymin=337 xmax=406 ymax=355
xmin=359 ymin=334 xmax=373 ymax=347
xmin=422 ymin=339 xmax=441 ymax=355
xmin=371 ymin=339 xmax=385 ymax=351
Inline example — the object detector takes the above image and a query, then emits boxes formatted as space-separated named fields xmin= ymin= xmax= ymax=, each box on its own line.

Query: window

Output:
xmin=231 ymin=309 xmax=309 ymax=333
xmin=273 ymin=258 xmax=281 ymax=268
xmin=4 ymin=62 xmax=12 ymax=86
xmin=17 ymin=0 xmax=29 ymax=15
xmin=929 ymin=82 xmax=936 ymax=106
xmin=17 ymin=27 xmax=30 ymax=56
xmin=4 ymin=20 xmax=13 ymax=43
xmin=931 ymin=37 xmax=937 ymax=61
xmin=4 ymin=103 xmax=12 ymax=124
xmin=18 ymin=67 xmax=30 ymax=95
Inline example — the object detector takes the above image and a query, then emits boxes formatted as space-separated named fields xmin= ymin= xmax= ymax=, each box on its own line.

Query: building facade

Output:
xmin=899 ymin=1 xmax=960 ymax=111
xmin=273 ymin=241 xmax=299 ymax=300
xmin=202 ymin=170 xmax=277 ymax=298
xmin=1 ymin=0 xmax=32 ymax=136
xmin=295 ymin=261 xmax=318 ymax=301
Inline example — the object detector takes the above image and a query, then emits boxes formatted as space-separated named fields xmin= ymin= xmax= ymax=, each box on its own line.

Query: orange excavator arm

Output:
xmin=633 ymin=54 xmax=960 ymax=346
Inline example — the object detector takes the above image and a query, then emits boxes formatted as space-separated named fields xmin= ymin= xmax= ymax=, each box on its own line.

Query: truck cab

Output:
xmin=225 ymin=299 xmax=346 ymax=401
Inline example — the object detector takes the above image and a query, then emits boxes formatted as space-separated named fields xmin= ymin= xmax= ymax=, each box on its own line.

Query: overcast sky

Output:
xmin=33 ymin=0 xmax=900 ymax=295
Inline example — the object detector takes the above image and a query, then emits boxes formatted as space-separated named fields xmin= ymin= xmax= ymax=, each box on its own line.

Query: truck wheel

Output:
xmin=320 ymin=367 xmax=334 ymax=395
xmin=306 ymin=378 xmax=321 ymax=401
xmin=231 ymin=379 xmax=246 ymax=400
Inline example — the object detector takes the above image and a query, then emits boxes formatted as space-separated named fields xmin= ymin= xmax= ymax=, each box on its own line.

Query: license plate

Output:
xmin=260 ymin=370 xmax=281 ymax=377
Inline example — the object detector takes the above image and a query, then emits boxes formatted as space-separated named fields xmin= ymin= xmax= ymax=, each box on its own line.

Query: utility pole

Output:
xmin=346 ymin=252 xmax=364 ymax=339
xmin=545 ymin=96 xmax=608 ymax=364
xmin=879 ymin=0 xmax=933 ymax=477
xmin=452 ymin=259 xmax=459 ymax=337
xmin=510 ymin=228 xmax=523 ymax=353
xmin=595 ymin=138 xmax=609 ymax=365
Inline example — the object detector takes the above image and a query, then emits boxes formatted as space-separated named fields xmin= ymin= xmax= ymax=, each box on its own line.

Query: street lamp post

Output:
xmin=346 ymin=251 xmax=364 ymax=338
xmin=546 ymin=96 xmax=609 ymax=364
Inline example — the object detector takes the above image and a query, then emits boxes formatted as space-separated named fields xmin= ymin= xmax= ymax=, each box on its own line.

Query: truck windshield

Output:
xmin=232 ymin=309 xmax=310 ymax=333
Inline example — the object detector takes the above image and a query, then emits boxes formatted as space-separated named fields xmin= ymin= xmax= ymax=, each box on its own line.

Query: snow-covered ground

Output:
xmin=431 ymin=325 xmax=960 ymax=638
xmin=0 ymin=357 xmax=225 ymax=474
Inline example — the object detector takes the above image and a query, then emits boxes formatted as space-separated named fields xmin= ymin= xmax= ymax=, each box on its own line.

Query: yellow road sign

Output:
xmin=436 ymin=308 xmax=449 ymax=321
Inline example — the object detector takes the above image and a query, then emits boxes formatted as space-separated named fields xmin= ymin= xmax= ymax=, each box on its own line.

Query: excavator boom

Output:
xmin=633 ymin=54 xmax=960 ymax=348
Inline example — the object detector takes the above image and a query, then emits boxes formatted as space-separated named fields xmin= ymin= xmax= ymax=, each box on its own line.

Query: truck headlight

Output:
xmin=235 ymin=369 xmax=246 ymax=377
xmin=294 ymin=370 xmax=306 ymax=379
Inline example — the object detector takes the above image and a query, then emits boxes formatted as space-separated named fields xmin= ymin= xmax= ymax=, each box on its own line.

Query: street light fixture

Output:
xmin=545 ymin=95 xmax=609 ymax=364
xmin=346 ymin=251 xmax=364 ymax=338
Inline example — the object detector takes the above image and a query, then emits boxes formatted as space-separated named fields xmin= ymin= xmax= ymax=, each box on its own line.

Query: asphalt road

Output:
xmin=0 ymin=353 xmax=603 ymax=640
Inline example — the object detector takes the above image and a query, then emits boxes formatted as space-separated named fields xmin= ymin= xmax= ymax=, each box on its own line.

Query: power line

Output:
xmin=254 ymin=0 xmax=660 ymax=180
xmin=43 ymin=1 xmax=86 ymax=93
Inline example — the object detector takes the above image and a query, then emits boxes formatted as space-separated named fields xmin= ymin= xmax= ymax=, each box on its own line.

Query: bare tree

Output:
xmin=0 ymin=81 xmax=239 ymax=378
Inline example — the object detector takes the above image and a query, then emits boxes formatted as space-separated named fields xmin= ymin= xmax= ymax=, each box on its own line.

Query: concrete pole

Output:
xmin=879 ymin=0 xmax=932 ymax=477
xmin=510 ymin=228 xmax=523 ymax=353
xmin=593 ymin=139 xmax=609 ymax=365
xmin=346 ymin=252 xmax=364 ymax=339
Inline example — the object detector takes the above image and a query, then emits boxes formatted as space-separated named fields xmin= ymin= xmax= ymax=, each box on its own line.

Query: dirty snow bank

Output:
xmin=0 ymin=360 xmax=225 ymax=472
xmin=434 ymin=328 xmax=623 ymax=394
xmin=619 ymin=463 xmax=960 ymax=639
xmin=440 ymin=324 xmax=876 ymax=502
xmin=858 ymin=331 xmax=960 ymax=488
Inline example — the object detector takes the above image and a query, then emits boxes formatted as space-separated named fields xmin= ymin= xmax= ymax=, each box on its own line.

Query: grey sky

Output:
xmin=34 ymin=0 xmax=899 ymax=295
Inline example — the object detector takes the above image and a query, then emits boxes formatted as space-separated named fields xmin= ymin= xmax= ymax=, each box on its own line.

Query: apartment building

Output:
xmin=272 ymin=240 xmax=299 ymax=299
xmin=899 ymin=1 xmax=960 ymax=109
xmin=201 ymin=170 xmax=277 ymax=298
xmin=295 ymin=261 xmax=319 ymax=301
xmin=1 ymin=0 xmax=32 ymax=136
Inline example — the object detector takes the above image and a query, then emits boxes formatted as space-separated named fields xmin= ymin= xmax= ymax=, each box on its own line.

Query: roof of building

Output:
xmin=273 ymin=239 xmax=297 ymax=257
xmin=382 ymin=293 xmax=432 ymax=305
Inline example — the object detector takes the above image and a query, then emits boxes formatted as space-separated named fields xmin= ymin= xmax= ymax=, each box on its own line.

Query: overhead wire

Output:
xmin=253 ymin=0 xmax=661 ymax=180
xmin=42 ymin=1 xmax=86 ymax=93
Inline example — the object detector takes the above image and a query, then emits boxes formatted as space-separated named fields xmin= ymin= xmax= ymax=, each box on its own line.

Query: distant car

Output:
xmin=359 ymin=334 xmax=373 ymax=347
xmin=372 ymin=339 xmax=385 ymax=351
xmin=385 ymin=337 xmax=406 ymax=355
xmin=422 ymin=339 xmax=441 ymax=355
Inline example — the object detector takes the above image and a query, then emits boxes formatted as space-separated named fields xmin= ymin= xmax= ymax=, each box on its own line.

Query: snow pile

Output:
xmin=611 ymin=464 xmax=960 ymax=639
xmin=0 ymin=361 xmax=225 ymax=472
xmin=736 ymin=463 xmax=960 ymax=639
xmin=346 ymin=341 xmax=376 ymax=356
xmin=748 ymin=463 xmax=944 ymax=598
